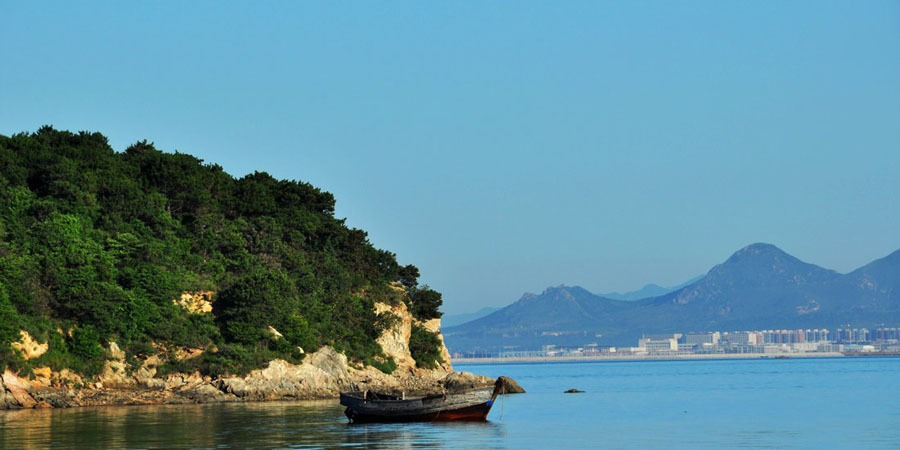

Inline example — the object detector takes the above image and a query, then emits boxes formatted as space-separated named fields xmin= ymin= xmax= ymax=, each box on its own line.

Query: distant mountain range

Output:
xmin=443 ymin=243 xmax=900 ymax=352
xmin=442 ymin=307 xmax=501 ymax=328
xmin=443 ymin=276 xmax=701 ymax=327
xmin=600 ymin=276 xmax=703 ymax=301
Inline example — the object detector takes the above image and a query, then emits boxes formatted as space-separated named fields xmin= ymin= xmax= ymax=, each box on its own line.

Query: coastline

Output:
xmin=2 ymin=301 xmax=478 ymax=411
xmin=0 ymin=349 xmax=495 ymax=411
xmin=452 ymin=352 xmax=847 ymax=365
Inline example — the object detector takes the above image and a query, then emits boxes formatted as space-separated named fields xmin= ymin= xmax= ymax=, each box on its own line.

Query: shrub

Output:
xmin=409 ymin=324 xmax=444 ymax=369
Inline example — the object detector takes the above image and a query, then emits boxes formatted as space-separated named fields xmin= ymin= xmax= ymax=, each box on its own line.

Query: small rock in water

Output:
xmin=564 ymin=388 xmax=584 ymax=393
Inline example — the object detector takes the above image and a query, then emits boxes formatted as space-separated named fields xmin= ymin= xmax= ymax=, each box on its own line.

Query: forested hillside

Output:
xmin=0 ymin=126 xmax=443 ymax=376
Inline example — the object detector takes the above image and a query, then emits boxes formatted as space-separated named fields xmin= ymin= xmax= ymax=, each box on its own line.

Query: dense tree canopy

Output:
xmin=0 ymin=127 xmax=443 ymax=375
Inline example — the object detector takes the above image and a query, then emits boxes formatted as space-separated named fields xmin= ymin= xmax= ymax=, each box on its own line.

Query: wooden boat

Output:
xmin=340 ymin=379 xmax=504 ymax=423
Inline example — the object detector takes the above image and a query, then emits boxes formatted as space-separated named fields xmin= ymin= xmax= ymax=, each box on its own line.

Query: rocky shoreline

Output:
xmin=1 ymin=346 xmax=499 ymax=410
xmin=1 ymin=301 xmax=517 ymax=411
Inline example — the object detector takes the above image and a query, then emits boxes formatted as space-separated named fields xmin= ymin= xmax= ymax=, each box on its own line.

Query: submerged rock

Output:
xmin=564 ymin=388 xmax=584 ymax=393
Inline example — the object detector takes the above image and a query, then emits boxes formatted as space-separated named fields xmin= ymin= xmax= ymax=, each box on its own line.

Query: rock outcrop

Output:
xmin=0 ymin=299 xmax=473 ymax=410
xmin=219 ymin=347 xmax=352 ymax=401
xmin=10 ymin=331 xmax=48 ymax=360
xmin=173 ymin=290 xmax=214 ymax=314
xmin=497 ymin=376 xmax=526 ymax=394
xmin=441 ymin=371 xmax=495 ymax=391
xmin=2 ymin=372 xmax=37 ymax=408
xmin=375 ymin=302 xmax=415 ymax=371
xmin=98 ymin=342 xmax=133 ymax=388
xmin=421 ymin=318 xmax=453 ymax=372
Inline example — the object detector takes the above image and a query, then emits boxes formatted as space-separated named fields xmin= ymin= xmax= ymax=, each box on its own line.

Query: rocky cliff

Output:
xmin=0 ymin=301 xmax=488 ymax=410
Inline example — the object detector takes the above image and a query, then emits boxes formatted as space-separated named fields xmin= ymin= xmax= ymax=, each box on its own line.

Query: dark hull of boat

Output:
xmin=345 ymin=400 xmax=494 ymax=423
xmin=341 ymin=380 xmax=503 ymax=423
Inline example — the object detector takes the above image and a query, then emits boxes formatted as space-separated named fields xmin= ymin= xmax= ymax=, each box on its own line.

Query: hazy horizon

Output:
xmin=3 ymin=1 xmax=898 ymax=314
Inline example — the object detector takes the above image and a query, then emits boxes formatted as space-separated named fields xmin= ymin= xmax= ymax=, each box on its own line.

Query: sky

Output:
xmin=2 ymin=1 xmax=899 ymax=314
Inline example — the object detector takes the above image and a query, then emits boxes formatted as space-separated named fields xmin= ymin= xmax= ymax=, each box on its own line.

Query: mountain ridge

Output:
xmin=444 ymin=243 xmax=900 ymax=352
xmin=600 ymin=274 xmax=703 ymax=301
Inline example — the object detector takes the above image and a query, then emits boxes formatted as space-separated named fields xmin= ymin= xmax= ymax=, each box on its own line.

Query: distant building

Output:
xmin=804 ymin=329 xmax=829 ymax=342
xmin=722 ymin=331 xmax=760 ymax=345
xmin=684 ymin=332 xmax=720 ymax=345
xmin=639 ymin=334 xmax=682 ymax=353
xmin=875 ymin=328 xmax=899 ymax=342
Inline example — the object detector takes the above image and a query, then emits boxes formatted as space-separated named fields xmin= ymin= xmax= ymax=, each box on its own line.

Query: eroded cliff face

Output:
xmin=0 ymin=298 xmax=468 ymax=410
xmin=10 ymin=332 xmax=48 ymax=360
xmin=421 ymin=318 xmax=453 ymax=372
xmin=374 ymin=300 xmax=453 ymax=373
xmin=375 ymin=301 xmax=415 ymax=371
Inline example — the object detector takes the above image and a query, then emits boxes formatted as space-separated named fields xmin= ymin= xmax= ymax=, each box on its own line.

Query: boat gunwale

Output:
xmin=340 ymin=385 xmax=495 ymax=403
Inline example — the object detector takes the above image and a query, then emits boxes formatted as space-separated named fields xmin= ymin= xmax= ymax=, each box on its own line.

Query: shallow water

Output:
xmin=1 ymin=357 xmax=898 ymax=449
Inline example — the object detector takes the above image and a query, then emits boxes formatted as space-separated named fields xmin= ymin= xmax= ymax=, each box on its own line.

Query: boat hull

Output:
xmin=344 ymin=400 xmax=494 ymax=423
xmin=340 ymin=381 xmax=503 ymax=423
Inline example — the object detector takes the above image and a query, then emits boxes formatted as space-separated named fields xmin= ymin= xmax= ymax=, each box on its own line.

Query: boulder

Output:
xmin=441 ymin=371 xmax=495 ymax=392
xmin=189 ymin=383 xmax=226 ymax=402
xmin=231 ymin=346 xmax=353 ymax=401
xmin=31 ymin=366 xmax=53 ymax=387
xmin=0 ymin=377 xmax=20 ymax=409
xmin=266 ymin=326 xmax=284 ymax=340
xmin=107 ymin=342 xmax=126 ymax=361
xmin=307 ymin=346 xmax=350 ymax=383
xmin=219 ymin=377 xmax=249 ymax=398
xmin=497 ymin=376 xmax=526 ymax=394
xmin=2 ymin=371 xmax=36 ymax=408
xmin=98 ymin=360 xmax=133 ymax=387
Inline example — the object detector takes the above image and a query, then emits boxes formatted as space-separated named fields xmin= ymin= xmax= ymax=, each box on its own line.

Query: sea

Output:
xmin=1 ymin=357 xmax=898 ymax=449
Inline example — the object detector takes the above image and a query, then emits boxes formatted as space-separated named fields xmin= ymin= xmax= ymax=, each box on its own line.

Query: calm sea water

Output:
xmin=1 ymin=357 xmax=898 ymax=449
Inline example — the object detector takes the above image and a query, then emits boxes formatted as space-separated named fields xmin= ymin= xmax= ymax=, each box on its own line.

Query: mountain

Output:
xmin=600 ymin=275 xmax=703 ymax=301
xmin=446 ymin=276 xmax=705 ymax=333
xmin=444 ymin=286 xmax=632 ymax=351
xmin=444 ymin=243 xmax=900 ymax=352
xmin=444 ymin=276 xmax=704 ymax=332
xmin=601 ymin=284 xmax=669 ymax=301
xmin=441 ymin=307 xmax=501 ymax=328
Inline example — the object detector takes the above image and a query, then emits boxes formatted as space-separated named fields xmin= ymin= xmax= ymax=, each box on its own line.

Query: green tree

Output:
xmin=0 ymin=283 xmax=23 ymax=365
xmin=215 ymin=267 xmax=300 ymax=346
xmin=409 ymin=324 xmax=444 ymax=369
xmin=408 ymin=285 xmax=443 ymax=320
xmin=398 ymin=264 xmax=419 ymax=290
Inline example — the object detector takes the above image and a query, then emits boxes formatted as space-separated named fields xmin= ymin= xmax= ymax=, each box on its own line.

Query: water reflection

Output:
xmin=0 ymin=401 xmax=506 ymax=449
xmin=347 ymin=421 xmax=506 ymax=449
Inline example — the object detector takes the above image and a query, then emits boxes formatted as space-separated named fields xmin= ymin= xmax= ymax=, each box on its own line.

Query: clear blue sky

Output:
xmin=2 ymin=1 xmax=899 ymax=314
